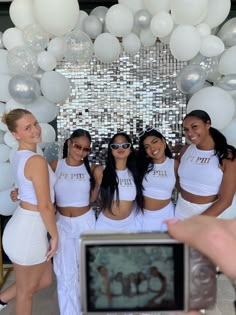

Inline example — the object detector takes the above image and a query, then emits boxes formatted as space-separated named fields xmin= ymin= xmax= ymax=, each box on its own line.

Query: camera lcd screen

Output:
xmin=85 ymin=243 xmax=184 ymax=312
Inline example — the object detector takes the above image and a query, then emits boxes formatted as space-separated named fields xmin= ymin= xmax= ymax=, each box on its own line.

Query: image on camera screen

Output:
xmin=85 ymin=244 xmax=184 ymax=312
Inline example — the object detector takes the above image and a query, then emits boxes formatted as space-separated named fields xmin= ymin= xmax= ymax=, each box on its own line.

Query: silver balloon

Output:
xmin=134 ymin=9 xmax=152 ymax=29
xmin=90 ymin=6 xmax=108 ymax=25
xmin=215 ymin=74 xmax=236 ymax=91
xmin=8 ymin=74 xmax=41 ymax=105
xmin=176 ymin=64 xmax=207 ymax=94
xmin=218 ymin=17 xmax=236 ymax=47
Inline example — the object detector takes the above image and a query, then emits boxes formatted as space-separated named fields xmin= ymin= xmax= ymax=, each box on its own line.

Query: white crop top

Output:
xmin=178 ymin=144 xmax=223 ymax=196
xmin=142 ymin=158 xmax=176 ymax=200
xmin=54 ymin=159 xmax=91 ymax=207
xmin=113 ymin=169 xmax=136 ymax=201
xmin=12 ymin=150 xmax=56 ymax=205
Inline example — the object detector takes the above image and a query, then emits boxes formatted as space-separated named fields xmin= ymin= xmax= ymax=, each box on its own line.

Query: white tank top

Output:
xmin=54 ymin=159 xmax=90 ymax=207
xmin=142 ymin=158 xmax=176 ymax=200
xmin=113 ymin=169 xmax=136 ymax=201
xmin=12 ymin=150 xmax=55 ymax=205
xmin=178 ymin=144 xmax=223 ymax=195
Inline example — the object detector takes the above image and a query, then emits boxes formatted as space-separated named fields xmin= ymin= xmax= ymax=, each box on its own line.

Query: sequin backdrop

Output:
xmin=56 ymin=43 xmax=187 ymax=164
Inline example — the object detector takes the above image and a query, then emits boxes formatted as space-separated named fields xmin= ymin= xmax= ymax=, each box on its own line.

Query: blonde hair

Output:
xmin=2 ymin=109 xmax=32 ymax=132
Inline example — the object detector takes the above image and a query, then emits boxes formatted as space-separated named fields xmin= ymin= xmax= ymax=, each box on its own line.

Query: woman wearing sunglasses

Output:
xmin=50 ymin=128 xmax=98 ymax=315
xmin=136 ymin=127 xmax=179 ymax=232
xmin=94 ymin=132 xmax=143 ymax=231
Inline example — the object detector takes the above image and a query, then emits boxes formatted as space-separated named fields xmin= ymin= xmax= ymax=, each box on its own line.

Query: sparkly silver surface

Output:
xmin=56 ymin=43 xmax=187 ymax=164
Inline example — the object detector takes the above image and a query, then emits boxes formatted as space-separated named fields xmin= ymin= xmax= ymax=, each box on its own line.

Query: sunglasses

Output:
xmin=137 ymin=126 xmax=157 ymax=139
xmin=110 ymin=143 xmax=131 ymax=150
xmin=70 ymin=140 xmax=91 ymax=153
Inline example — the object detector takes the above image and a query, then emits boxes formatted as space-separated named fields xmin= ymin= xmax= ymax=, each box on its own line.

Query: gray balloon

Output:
xmin=83 ymin=15 xmax=103 ymax=39
xmin=134 ymin=9 xmax=152 ymax=29
xmin=176 ymin=64 xmax=207 ymax=94
xmin=218 ymin=17 xmax=236 ymax=47
xmin=8 ymin=74 xmax=41 ymax=105
xmin=90 ymin=6 xmax=108 ymax=25
xmin=215 ymin=74 xmax=236 ymax=91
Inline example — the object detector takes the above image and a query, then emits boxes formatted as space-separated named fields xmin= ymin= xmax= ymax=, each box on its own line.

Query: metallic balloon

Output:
xmin=218 ymin=17 xmax=236 ymax=47
xmin=90 ymin=6 xmax=108 ymax=25
xmin=134 ymin=9 xmax=152 ymax=29
xmin=190 ymin=53 xmax=220 ymax=83
xmin=8 ymin=74 xmax=41 ymax=105
xmin=215 ymin=74 xmax=236 ymax=91
xmin=176 ymin=64 xmax=207 ymax=94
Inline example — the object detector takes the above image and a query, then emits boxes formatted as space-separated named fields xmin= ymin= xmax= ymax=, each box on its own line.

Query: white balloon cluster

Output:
xmin=0 ymin=0 xmax=236 ymax=215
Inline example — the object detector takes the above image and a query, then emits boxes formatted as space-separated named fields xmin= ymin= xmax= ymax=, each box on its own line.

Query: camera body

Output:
xmin=79 ymin=232 xmax=216 ymax=315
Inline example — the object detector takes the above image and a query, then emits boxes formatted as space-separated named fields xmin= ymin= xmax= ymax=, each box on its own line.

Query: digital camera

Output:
xmin=79 ymin=232 xmax=216 ymax=315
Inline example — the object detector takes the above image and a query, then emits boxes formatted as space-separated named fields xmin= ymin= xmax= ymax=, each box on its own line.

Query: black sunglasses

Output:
xmin=110 ymin=143 xmax=131 ymax=150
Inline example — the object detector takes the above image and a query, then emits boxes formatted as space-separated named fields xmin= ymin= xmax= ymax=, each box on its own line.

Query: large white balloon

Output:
xmin=73 ymin=10 xmax=88 ymax=32
xmin=222 ymin=119 xmax=236 ymax=147
xmin=171 ymin=0 xmax=208 ymax=25
xmin=187 ymin=87 xmax=235 ymax=129
xmin=169 ymin=25 xmax=201 ymax=61
xmin=0 ymin=186 xmax=18 ymax=216
xmin=94 ymin=33 xmax=121 ymax=63
xmin=0 ymin=162 xmax=15 ymax=191
xmin=33 ymin=0 xmax=80 ymax=36
xmin=2 ymin=27 xmax=25 ymax=51
xmin=200 ymin=35 xmax=225 ymax=57
xmin=218 ymin=46 xmax=236 ymax=75
xmin=0 ymin=144 xmax=10 ymax=163
xmin=144 ymin=0 xmax=171 ymax=14
xmin=40 ymin=71 xmax=70 ymax=103
xmin=204 ymin=0 xmax=231 ymax=28
xmin=106 ymin=4 xmax=134 ymax=37
xmin=9 ymin=0 xmax=36 ymax=30
xmin=27 ymin=96 xmax=58 ymax=123
xmin=150 ymin=12 xmax=174 ymax=38
xmin=5 ymin=99 xmax=26 ymax=112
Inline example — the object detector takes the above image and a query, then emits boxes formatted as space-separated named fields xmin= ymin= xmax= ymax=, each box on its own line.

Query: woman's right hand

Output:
xmin=10 ymin=188 xmax=19 ymax=202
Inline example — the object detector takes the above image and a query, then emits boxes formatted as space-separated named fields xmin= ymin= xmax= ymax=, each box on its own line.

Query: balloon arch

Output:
xmin=0 ymin=0 xmax=236 ymax=217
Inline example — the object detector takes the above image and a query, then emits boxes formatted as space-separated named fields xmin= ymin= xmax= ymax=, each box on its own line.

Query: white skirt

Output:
xmin=3 ymin=205 xmax=48 ymax=265
xmin=175 ymin=194 xmax=214 ymax=220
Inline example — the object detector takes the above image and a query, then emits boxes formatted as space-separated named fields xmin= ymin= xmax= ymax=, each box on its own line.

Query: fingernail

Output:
xmin=164 ymin=218 xmax=179 ymax=225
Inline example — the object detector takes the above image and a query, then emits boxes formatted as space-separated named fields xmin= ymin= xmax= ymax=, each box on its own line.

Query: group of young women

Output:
xmin=0 ymin=108 xmax=235 ymax=315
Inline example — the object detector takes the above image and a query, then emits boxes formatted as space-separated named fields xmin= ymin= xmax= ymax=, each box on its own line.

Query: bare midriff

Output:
xmin=180 ymin=188 xmax=218 ymax=204
xmin=143 ymin=197 xmax=171 ymax=210
xmin=57 ymin=205 xmax=90 ymax=217
xmin=20 ymin=201 xmax=39 ymax=211
xmin=103 ymin=200 xmax=134 ymax=220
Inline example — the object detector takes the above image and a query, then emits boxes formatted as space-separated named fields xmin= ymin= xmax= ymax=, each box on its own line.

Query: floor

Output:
xmin=0 ymin=267 xmax=235 ymax=315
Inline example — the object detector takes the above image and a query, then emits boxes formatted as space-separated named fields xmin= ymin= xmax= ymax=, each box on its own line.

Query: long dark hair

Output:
xmin=62 ymin=129 xmax=95 ymax=190
xmin=99 ymin=132 xmax=143 ymax=213
xmin=138 ymin=128 xmax=173 ymax=183
xmin=184 ymin=110 xmax=236 ymax=165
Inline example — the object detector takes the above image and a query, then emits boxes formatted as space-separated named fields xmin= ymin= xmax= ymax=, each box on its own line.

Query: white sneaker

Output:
xmin=0 ymin=304 xmax=7 ymax=312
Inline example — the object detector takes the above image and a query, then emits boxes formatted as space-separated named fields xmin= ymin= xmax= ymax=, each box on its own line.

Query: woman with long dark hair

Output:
xmin=175 ymin=110 xmax=236 ymax=219
xmin=51 ymin=128 xmax=97 ymax=315
xmin=136 ymin=127 xmax=178 ymax=231
xmin=94 ymin=132 xmax=143 ymax=231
